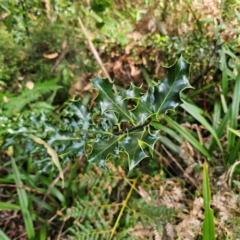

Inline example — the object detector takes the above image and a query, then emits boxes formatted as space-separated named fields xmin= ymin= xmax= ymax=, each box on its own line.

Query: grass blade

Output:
xmin=212 ymin=101 xmax=221 ymax=131
xmin=151 ymin=122 xmax=183 ymax=144
xmin=220 ymin=92 xmax=228 ymax=113
xmin=202 ymin=162 xmax=215 ymax=240
xmin=220 ymin=49 xmax=228 ymax=97
xmin=229 ymin=128 xmax=240 ymax=137
xmin=228 ymin=67 xmax=240 ymax=160
xmin=30 ymin=134 xmax=64 ymax=188
xmin=0 ymin=202 xmax=21 ymax=210
xmin=0 ymin=230 xmax=11 ymax=240
xmin=208 ymin=110 xmax=230 ymax=155
xmin=181 ymin=101 xmax=223 ymax=154
xmin=11 ymin=158 xmax=35 ymax=239
xmin=36 ymin=223 xmax=47 ymax=240
xmin=163 ymin=116 xmax=212 ymax=161
xmin=228 ymin=138 xmax=240 ymax=165
xmin=159 ymin=136 xmax=180 ymax=154
xmin=141 ymin=67 xmax=154 ymax=87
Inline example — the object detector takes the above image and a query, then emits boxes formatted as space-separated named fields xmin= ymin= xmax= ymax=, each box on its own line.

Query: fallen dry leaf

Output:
xmin=3 ymin=96 xmax=9 ymax=103
xmin=30 ymin=134 xmax=64 ymax=188
xmin=43 ymin=52 xmax=59 ymax=59
xmin=25 ymin=81 xmax=34 ymax=90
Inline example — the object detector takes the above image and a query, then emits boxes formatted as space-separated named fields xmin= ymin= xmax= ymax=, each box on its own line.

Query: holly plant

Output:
xmin=86 ymin=55 xmax=191 ymax=170
xmin=1 ymin=56 xmax=191 ymax=172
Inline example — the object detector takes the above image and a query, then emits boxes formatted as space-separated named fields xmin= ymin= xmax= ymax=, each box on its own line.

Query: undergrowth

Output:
xmin=0 ymin=0 xmax=240 ymax=239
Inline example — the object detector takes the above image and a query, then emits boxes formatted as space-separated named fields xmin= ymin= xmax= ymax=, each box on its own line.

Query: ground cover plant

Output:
xmin=0 ymin=0 xmax=240 ymax=239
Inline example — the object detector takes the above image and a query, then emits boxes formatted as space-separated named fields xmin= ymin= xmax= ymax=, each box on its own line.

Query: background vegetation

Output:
xmin=0 ymin=0 xmax=240 ymax=239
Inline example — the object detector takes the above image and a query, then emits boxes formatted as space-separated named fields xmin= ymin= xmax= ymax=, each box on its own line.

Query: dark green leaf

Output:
xmin=120 ymin=130 xmax=159 ymax=170
xmin=87 ymin=135 xmax=123 ymax=167
xmin=91 ymin=76 xmax=135 ymax=124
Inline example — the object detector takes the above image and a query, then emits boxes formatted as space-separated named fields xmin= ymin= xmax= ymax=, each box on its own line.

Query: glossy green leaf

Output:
xmin=132 ymin=56 xmax=192 ymax=124
xmin=92 ymin=56 xmax=192 ymax=126
xmin=92 ymin=76 xmax=135 ymax=124
xmin=87 ymin=135 xmax=123 ymax=167
xmin=120 ymin=130 xmax=159 ymax=170
xmin=152 ymin=56 xmax=192 ymax=116
xmin=131 ymin=86 xmax=155 ymax=124
xmin=2 ymin=56 xmax=192 ymax=171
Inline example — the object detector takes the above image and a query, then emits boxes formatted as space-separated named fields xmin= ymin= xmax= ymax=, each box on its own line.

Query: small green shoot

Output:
xmin=203 ymin=161 xmax=215 ymax=240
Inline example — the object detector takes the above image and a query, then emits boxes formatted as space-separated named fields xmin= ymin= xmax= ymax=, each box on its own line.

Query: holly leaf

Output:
xmin=87 ymin=135 xmax=123 ymax=167
xmin=131 ymin=87 xmax=155 ymax=124
xmin=87 ymin=57 xmax=191 ymax=169
xmin=91 ymin=76 xmax=135 ymax=125
xmin=153 ymin=56 xmax=192 ymax=116
xmin=120 ymin=130 xmax=159 ymax=170
xmin=132 ymin=56 xmax=192 ymax=123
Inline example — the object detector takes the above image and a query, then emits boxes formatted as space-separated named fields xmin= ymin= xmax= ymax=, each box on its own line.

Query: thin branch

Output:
xmin=113 ymin=119 xmax=152 ymax=135
xmin=39 ymin=162 xmax=70 ymax=212
xmin=161 ymin=144 xmax=199 ymax=190
xmin=77 ymin=16 xmax=117 ymax=93
xmin=51 ymin=48 xmax=68 ymax=72
xmin=110 ymin=178 xmax=137 ymax=239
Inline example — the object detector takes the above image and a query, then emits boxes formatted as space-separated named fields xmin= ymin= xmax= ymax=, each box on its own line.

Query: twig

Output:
xmin=110 ymin=178 xmax=137 ymax=239
xmin=57 ymin=216 xmax=67 ymax=240
xmin=226 ymin=161 xmax=240 ymax=188
xmin=77 ymin=16 xmax=117 ymax=93
xmin=39 ymin=163 xmax=70 ymax=212
xmin=113 ymin=119 xmax=151 ymax=135
xmin=161 ymin=144 xmax=199 ymax=189
xmin=124 ymin=177 xmax=140 ymax=195
xmin=51 ymin=48 xmax=68 ymax=72
xmin=0 ymin=184 xmax=44 ymax=194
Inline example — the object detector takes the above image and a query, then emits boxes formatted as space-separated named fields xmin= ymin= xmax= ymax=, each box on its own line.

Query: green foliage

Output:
xmin=0 ymin=28 xmax=19 ymax=82
xmin=0 ymin=56 xmax=189 ymax=238
xmin=0 ymin=229 xmax=10 ymax=240
xmin=3 ymin=79 xmax=62 ymax=116
xmin=1 ymin=1 xmax=240 ymax=239
xmin=11 ymin=157 xmax=35 ymax=240
xmin=90 ymin=0 xmax=112 ymax=13
xmin=202 ymin=162 xmax=215 ymax=240
xmin=89 ymin=56 xmax=191 ymax=169
xmin=1 ymin=56 xmax=191 ymax=171
xmin=64 ymin=168 xmax=175 ymax=239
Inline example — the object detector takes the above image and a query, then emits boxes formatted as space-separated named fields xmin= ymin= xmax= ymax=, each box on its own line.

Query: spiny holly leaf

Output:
xmin=132 ymin=56 xmax=192 ymax=123
xmin=86 ymin=56 xmax=191 ymax=169
xmin=99 ymin=112 xmax=118 ymax=132
xmin=152 ymin=56 xmax=192 ymax=116
xmin=122 ymin=83 xmax=141 ymax=99
xmin=91 ymin=76 xmax=135 ymax=125
xmin=87 ymin=135 xmax=123 ymax=167
xmin=120 ymin=130 xmax=159 ymax=170
xmin=130 ymin=87 xmax=155 ymax=124
xmin=63 ymin=101 xmax=92 ymax=131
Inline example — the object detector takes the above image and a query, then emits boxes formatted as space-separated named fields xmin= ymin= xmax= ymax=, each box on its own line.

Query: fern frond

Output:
xmin=64 ymin=168 xmax=176 ymax=240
